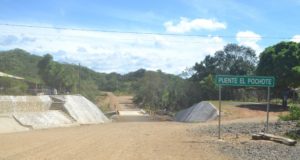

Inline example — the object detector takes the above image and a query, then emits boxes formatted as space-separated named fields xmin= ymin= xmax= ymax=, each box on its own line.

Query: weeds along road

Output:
xmin=0 ymin=122 xmax=230 ymax=160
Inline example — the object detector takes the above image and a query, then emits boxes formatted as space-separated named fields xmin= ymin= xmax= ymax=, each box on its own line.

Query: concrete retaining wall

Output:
xmin=0 ymin=96 xmax=52 ymax=114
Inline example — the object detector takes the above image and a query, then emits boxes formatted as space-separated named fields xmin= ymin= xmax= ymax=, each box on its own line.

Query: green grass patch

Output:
xmin=279 ymin=104 xmax=300 ymax=121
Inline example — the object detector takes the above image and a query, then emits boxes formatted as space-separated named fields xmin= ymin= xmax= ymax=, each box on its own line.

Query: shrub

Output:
xmin=279 ymin=104 xmax=300 ymax=121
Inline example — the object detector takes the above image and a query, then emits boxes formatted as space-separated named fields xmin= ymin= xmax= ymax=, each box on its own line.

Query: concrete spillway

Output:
xmin=0 ymin=116 xmax=29 ymax=133
xmin=54 ymin=95 xmax=109 ymax=124
xmin=14 ymin=111 xmax=77 ymax=129
xmin=0 ymin=95 xmax=109 ymax=133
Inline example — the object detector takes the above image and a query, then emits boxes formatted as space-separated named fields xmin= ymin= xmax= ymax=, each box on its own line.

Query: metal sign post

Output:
xmin=218 ymin=85 xmax=222 ymax=139
xmin=215 ymin=75 xmax=275 ymax=139
xmin=266 ymin=87 xmax=270 ymax=132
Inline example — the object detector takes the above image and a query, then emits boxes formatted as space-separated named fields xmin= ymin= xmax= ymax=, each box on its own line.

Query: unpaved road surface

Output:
xmin=0 ymin=122 xmax=229 ymax=160
xmin=0 ymin=94 xmax=289 ymax=160
xmin=117 ymin=96 xmax=138 ymax=111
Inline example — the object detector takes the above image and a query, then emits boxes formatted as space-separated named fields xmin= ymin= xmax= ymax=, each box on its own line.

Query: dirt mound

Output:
xmin=175 ymin=101 xmax=218 ymax=122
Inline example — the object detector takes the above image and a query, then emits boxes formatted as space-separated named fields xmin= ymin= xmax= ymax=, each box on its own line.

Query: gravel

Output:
xmin=190 ymin=121 xmax=300 ymax=160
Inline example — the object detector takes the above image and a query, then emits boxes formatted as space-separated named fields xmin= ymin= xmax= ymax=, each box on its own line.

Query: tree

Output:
xmin=37 ymin=54 xmax=54 ymax=86
xmin=132 ymin=70 xmax=200 ymax=112
xmin=191 ymin=44 xmax=257 ymax=100
xmin=134 ymin=71 xmax=165 ymax=109
xmin=257 ymin=41 xmax=300 ymax=88
xmin=256 ymin=41 xmax=300 ymax=105
xmin=198 ymin=74 xmax=218 ymax=100
xmin=38 ymin=54 xmax=78 ymax=92
xmin=192 ymin=44 xmax=257 ymax=81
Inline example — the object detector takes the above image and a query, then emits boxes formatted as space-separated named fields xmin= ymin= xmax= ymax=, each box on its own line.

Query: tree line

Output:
xmin=0 ymin=41 xmax=299 ymax=111
xmin=133 ymin=42 xmax=300 ymax=111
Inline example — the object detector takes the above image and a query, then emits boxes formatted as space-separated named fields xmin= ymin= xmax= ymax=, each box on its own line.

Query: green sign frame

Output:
xmin=215 ymin=75 xmax=275 ymax=87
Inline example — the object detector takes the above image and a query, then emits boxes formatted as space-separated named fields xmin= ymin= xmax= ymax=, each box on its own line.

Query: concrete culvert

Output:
xmin=175 ymin=101 xmax=218 ymax=122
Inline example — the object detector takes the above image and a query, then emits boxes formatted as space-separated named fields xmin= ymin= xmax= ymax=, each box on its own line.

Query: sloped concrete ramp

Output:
xmin=13 ymin=111 xmax=77 ymax=129
xmin=0 ymin=95 xmax=109 ymax=133
xmin=175 ymin=101 xmax=218 ymax=122
xmin=56 ymin=95 xmax=109 ymax=124
xmin=0 ymin=116 xmax=29 ymax=133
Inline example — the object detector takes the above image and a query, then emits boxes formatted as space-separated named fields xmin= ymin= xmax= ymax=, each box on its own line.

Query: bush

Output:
xmin=279 ymin=104 xmax=300 ymax=121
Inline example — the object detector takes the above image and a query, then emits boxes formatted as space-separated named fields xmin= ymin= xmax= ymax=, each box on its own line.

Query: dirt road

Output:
xmin=0 ymin=94 xmax=286 ymax=160
xmin=117 ymin=95 xmax=138 ymax=110
xmin=0 ymin=122 xmax=229 ymax=160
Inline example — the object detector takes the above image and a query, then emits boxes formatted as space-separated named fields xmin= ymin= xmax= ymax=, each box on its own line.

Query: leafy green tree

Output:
xmin=257 ymin=41 xmax=300 ymax=105
xmin=0 ymin=49 xmax=42 ymax=83
xmin=257 ymin=41 xmax=300 ymax=89
xmin=37 ymin=54 xmax=78 ymax=92
xmin=198 ymin=74 xmax=218 ymax=100
xmin=0 ymin=77 xmax=28 ymax=95
xmin=191 ymin=44 xmax=257 ymax=100
xmin=132 ymin=70 xmax=201 ymax=112
xmin=192 ymin=44 xmax=257 ymax=81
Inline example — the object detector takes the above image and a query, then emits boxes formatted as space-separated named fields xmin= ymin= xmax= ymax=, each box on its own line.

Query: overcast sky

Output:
xmin=0 ymin=0 xmax=299 ymax=74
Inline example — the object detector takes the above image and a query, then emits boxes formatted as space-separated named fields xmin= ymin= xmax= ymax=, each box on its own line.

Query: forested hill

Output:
xmin=0 ymin=49 xmax=42 ymax=83
xmin=0 ymin=48 xmax=186 ymax=105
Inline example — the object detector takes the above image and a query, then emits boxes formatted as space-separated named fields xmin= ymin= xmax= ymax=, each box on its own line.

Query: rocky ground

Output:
xmin=190 ymin=121 xmax=300 ymax=160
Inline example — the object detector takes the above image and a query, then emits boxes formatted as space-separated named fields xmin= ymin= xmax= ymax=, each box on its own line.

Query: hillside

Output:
xmin=0 ymin=49 xmax=42 ymax=83
xmin=0 ymin=49 xmax=195 ymax=109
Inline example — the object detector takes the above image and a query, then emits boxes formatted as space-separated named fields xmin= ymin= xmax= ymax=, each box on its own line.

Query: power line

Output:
xmin=0 ymin=23 xmax=295 ymax=40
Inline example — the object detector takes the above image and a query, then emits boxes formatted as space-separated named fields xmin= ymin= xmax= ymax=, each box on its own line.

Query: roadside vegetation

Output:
xmin=277 ymin=103 xmax=300 ymax=140
xmin=279 ymin=104 xmax=300 ymax=121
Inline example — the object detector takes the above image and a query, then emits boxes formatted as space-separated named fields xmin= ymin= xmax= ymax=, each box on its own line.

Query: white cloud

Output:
xmin=164 ymin=17 xmax=226 ymax=33
xmin=0 ymin=23 xmax=226 ymax=74
xmin=291 ymin=35 xmax=300 ymax=42
xmin=236 ymin=31 xmax=262 ymax=53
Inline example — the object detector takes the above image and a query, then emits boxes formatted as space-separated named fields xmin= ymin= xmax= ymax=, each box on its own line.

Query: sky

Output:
xmin=0 ymin=0 xmax=299 ymax=74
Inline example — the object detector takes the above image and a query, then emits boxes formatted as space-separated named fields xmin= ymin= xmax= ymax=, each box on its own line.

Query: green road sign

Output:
xmin=215 ymin=75 xmax=275 ymax=87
